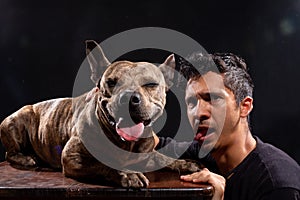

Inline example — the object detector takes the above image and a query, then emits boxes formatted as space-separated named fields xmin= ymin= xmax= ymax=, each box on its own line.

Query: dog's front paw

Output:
xmin=184 ymin=160 xmax=202 ymax=172
xmin=119 ymin=172 xmax=150 ymax=188
xmin=7 ymin=153 xmax=37 ymax=168
xmin=171 ymin=159 xmax=202 ymax=173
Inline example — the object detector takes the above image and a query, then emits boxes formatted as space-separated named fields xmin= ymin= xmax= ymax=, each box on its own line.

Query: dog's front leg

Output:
xmin=62 ymin=136 xmax=149 ymax=188
xmin=142 ymin=151 xmax=201 ymax=173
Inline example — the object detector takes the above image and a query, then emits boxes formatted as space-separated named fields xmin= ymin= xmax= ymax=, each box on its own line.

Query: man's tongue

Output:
xmin=194 ymin=128 xmax=208 ymax=141
xmin=116 ymin=122 xmax=144 ymax=141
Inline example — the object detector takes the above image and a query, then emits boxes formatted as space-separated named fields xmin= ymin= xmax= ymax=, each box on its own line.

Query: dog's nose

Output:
xmin=119 ymin=92 xmax=141 ymax=106
xmin=131 ymin=92 xmax=141 ymax=105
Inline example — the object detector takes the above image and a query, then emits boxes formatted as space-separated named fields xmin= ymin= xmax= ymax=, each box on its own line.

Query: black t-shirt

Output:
xmin=157 ymin=136 xmax=300 ymax=199
xmin=225 ymin=136 xmax=300 ymax=199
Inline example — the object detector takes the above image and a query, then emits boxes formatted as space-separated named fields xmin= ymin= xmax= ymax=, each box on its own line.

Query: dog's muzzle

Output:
xmin=100 ymin=91 xmax=153 ymax=142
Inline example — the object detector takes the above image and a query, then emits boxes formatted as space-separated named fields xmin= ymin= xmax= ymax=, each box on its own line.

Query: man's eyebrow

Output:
xmin=195 ymin=90 xmax=224 ymax=98
xmin=208 ymin=91 xmax=224 ymax=95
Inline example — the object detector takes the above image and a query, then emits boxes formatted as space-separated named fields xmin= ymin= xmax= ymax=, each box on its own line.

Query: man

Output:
xmin=157 ymin=53 xmax=300 ymax=200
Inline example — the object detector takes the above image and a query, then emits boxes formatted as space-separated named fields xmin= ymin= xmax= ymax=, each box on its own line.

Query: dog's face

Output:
xmin=86 ymin=40 xmax=175 ymax=142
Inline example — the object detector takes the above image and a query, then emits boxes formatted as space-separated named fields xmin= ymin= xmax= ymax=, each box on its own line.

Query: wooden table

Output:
xmin=0 ymin=161 xmax=213 ymax=199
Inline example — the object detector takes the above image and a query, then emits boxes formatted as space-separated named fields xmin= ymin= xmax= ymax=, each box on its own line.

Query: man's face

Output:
xmin=185 ymin=71 xmax=240 ymax=153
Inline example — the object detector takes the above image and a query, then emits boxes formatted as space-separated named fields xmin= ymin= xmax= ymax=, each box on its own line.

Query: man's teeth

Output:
xmin=120 ymin=136 xmax=125 ymax=141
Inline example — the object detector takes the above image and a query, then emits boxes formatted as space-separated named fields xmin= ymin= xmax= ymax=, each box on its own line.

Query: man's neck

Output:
xmin=212 ymin=129 xmax=257 ymax=176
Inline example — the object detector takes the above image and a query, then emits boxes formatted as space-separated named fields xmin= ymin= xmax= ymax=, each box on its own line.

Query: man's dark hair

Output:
xmin=176 ymin=52 xmax=254 ymax=106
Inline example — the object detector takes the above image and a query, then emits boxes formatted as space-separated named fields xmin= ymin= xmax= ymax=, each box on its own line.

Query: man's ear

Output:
xmin=240 ymin=96 xmax=253 ymax=117
xmin=85 ymin=40 xmax=111 ymax=85
xmin=158 ymin=54 xmax=176 ymax=90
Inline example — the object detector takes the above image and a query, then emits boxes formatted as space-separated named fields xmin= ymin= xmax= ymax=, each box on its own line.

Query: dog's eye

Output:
xmin=106 ymin=79 xmax=117 ymax=88
xmin=143 ymin=83 xmax=159 ymax=88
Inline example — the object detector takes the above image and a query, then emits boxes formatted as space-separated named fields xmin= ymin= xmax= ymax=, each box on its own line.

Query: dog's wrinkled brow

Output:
xmin=140 ymin=76 xmax=160 ymax=84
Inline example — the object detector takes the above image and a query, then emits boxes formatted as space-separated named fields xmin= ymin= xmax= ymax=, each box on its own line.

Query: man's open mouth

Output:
xmin=194 ymin=127 xmax=215 ymax=141
xmin=116 ymin=118 xmax=151 ymax=141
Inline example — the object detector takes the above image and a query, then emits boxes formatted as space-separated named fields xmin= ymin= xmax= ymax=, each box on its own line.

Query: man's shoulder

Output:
xmin=252 ymin=136 xmax=300 ymax=189
xmin=226 ymin=136 xmax=300 ymax=199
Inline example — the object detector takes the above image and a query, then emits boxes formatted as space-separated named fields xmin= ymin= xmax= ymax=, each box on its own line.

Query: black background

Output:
xmin=0 ymin=0 xmax=299 ymax=164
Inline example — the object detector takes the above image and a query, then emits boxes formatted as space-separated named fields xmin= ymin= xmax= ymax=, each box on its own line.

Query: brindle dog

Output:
xmin=0 ymin=40 xmax=200 ymax=187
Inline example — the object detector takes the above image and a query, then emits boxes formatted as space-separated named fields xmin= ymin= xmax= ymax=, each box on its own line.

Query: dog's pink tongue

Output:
xmin=116 ymin=123 xmax=144 ymax=141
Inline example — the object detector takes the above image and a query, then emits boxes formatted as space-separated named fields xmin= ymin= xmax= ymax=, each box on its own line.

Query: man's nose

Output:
xmin=196 ymin=100 xmax=211 ymax=121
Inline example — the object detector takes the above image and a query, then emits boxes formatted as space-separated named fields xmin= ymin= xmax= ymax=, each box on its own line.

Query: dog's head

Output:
xmin=85 ymin=40 xmax=175 ymax=142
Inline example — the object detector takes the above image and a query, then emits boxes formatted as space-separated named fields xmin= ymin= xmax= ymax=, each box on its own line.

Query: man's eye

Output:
xmin=143 ymin=82 xmax=159 ymax=88
xmin=106 ymin=79 xmax=117 ymax=88
xmin=186 ymin=97 xmax=197 ymax=108
xmin=210 ymin=94 xmax=222 ymax=102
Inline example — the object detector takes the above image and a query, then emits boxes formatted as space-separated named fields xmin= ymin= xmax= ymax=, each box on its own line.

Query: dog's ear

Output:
xmin=158 ymin=54 xmax=176 ymax=90
xmin=85 ymin=40 xmax=111 ymax=85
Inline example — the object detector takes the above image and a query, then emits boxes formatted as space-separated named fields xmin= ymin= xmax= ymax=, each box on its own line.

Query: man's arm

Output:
xmin=156 ymin=137 xmax=200 ymax=159
xmin=260 ymin=188 xmax=300 ymax=200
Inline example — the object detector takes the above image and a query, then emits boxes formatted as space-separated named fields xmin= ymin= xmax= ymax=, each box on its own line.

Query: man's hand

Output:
xmin=180 ymin=168 xmax=225 ymax=200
